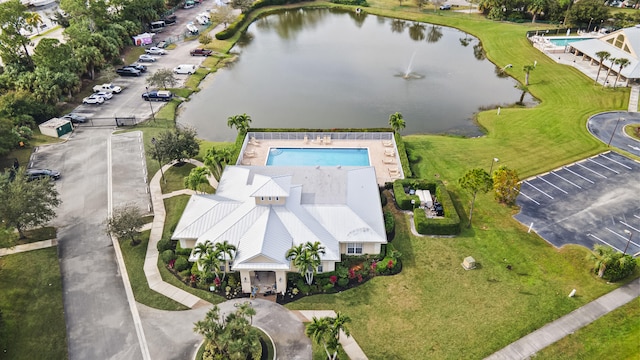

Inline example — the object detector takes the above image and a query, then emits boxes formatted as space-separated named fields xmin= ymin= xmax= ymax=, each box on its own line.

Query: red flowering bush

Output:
xmin=357 ymin=274 xmax=363 ymax=283
xmin=214 ymin=277 xmax=221 ymax=287
xmin=168 ymin=259 xmax=176 ymax=269
xmin=387 ymin=260 xmax=394 ymax=269
xmin=348 ymin=268 xmax=356 ymax=279
xmin=329 ymin=275 xmax=338 ymax=284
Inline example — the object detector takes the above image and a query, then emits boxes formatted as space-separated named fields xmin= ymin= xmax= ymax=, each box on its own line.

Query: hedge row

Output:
xmin=392 ymin=179 xmax=461 ymax=235
xmin=414 ymin=181 xmax=461 ymax=235
xmin=394 ymin=132 xmax=412 ymax=178
xmin=392 ymin=179 xmax=436 ymax=210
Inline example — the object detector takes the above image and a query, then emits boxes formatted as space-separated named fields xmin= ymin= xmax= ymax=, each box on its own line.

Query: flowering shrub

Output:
xmin=168 ymin=259 xmax=176 ymax=269
xmin=357 ymin=274 xmax=363 ymax=283
xmin=387 ymin=260 xmax=394 ymax=269
xmin=329 ymin=275 xmax=338 ymax=284
xmin=348 ymin=268 xmax=356 ymax=279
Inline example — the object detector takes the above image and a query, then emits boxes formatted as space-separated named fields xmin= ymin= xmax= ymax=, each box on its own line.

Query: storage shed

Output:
xmin=132 ymin=32 xmax=154 ymax=46
xmin=39 ymin=118 xmax=73 ymax=138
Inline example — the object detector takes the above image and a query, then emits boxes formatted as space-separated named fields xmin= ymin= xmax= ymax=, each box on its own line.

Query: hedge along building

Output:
xmin=171 ymin=165 xmax=387 ymax=294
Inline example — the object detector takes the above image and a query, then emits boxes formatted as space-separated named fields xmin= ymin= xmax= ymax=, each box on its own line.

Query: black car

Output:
xmin=161 ymin=14 xmax=177 ymax=25
xmin=61 ymin=113 xmax=87 ymax=123
xmin=116 ymin=67 xmax=141 ymax=77
xmin=27 ymin=168 xmax=61 ymax=181
xmin=142 ymin=90 xmax=173 ymax=101
xmin=127 ymin=63 xmax=147 ymax=73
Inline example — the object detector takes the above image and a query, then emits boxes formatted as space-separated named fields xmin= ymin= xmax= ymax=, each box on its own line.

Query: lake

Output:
xmin=178 ymin=8 xmax=531 ymax=142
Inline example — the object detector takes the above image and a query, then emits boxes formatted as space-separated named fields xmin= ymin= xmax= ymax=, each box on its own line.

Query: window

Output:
xmin=347 ymin=243 xmax=363 ymax=254
xmin=276 ymin=197 xmax=279 ymax=201
xmin=317 ymin=264 xmax=323 ymax=273
xmin=615 ymin=34 xmax=624 ymax=49
xmin=268 ymin=197 xmax=272 ymax=201
xmin=261 ymin=197 xmax=264 ymax=201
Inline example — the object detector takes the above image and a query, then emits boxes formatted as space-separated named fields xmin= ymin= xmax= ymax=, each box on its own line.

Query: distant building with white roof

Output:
xmin=172 ymin=165 xmax=387 ymax=294
xmin=569 ymin=25 xmax=640 ymax=86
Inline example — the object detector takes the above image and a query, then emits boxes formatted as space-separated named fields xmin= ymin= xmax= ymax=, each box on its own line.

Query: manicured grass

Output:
xmin=624 ymin=123 xmax=640 ymax=140
xmin=161 ymin=162 xmax=214 ymax=194
xmin=311 ymin=338 xmax=349 ymax=360
xmin=286 ymin=195 xmax=638 ymax=359
xmin=0 ymin=226 xmax=56 ymax=248
xmin=0 ymin=130 xmax=63 ymax=172
xmin=118 ymin=230 xmax=189 ymax=311
xmin=0 ymin=248 xmax=68 ymax=360
xmin=532 ymin=301 xmax=640 ymax=359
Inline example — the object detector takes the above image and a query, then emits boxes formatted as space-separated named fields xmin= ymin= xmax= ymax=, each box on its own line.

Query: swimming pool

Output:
xmin=547 ymin=37 xmax=593 ymax=47
xmin=266 ymin=148 xmax=370 ymax=166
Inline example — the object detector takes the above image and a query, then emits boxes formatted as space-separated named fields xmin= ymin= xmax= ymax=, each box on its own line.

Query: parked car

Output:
xmin=145 ymin=47 xmax=167 ymax=55
xmin=162 ymin=14 xmax=177 ymax=25
xmin=440 ymin=4 xmax=451 ymax=9
xmin=127 ymin=63 xmax=147 ymax=72
xmin=94 ymin=91 xmax=113 ymax=100
xmin=138 ymin=54 xmax=157 ymax=62
xmin=82 ymin=94 xmax=105 ymax=105
xmin=116 ymin=67 xmax=141 ymax=76
xmin=142 ymin=90 xmax=173 ymax=101
xmin=155 ymin=41 xmax=168 ymax=49
xmin=173 ymin=64 xmax=197 ymax=75
xmin=27 ymin=168 xmax=60 ymax=181
xmin=190 ymin=48 xmax=213 ymax=56
xmin=92 ymin=83 xmax=122 ymax=93
xmin=184 ymin=0 xmax=195 ymax=9
xmin=61 ymin=113 xmax=87 ymax=123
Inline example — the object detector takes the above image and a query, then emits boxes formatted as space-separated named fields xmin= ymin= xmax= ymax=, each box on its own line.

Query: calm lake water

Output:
xmin=179 ymin=8 xmax=529 ymax=142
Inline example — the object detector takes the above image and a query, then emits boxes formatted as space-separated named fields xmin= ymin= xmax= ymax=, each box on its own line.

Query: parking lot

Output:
xmin=514 ymin=151 xmax=640 ymax=256
xmin=69 ymin=0 xmax=228 ymax=126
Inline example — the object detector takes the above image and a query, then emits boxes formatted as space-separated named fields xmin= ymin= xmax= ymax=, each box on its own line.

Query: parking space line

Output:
xmin=620 ymin=221 xmax=640 ymax=233
xmin=588 ymin=233 xmax=623 ymax=252
xmin=600 ymin=153 xmax=633 ymax=170
xmin=563 ymin=166 xmax=595 ymax=184
xmin=524 ymin=181 xmax=554 ymax=199
xmin=517 ymin=190 xmax=541 ymax=205
xmin=576 ymin=163 xmax=607 ymax=178
xmin=538 ymin=176 xmax=568 ymax=194
xmin=607 ymin=228 xmax=640 ymax=249
xmin=551 ymin=171 xmax=581 ymax=188
xmin=588 ymin=158 xmax=619 ymax=174
xmin=634 ymin=215 xmax=640 ymax=221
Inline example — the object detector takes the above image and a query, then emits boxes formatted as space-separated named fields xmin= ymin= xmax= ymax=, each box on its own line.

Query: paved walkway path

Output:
xmin=485 ymin=277 xmax=640 ymax=360
xmin=0 ymin=239 xmax=57 ymax=256
xmin=628 ymin=85 xmax=639 ymax=112
xmin=143 ymin=160 xmax=213 ymax=309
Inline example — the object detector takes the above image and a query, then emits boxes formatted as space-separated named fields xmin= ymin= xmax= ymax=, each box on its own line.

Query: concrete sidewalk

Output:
xmin=0 ymin=239 xmax=58 ymax=256
xmin=485 ymin=277 xmax=640 ymax=360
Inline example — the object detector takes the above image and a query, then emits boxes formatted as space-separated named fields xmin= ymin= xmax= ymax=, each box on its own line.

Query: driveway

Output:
xmin=587 ymin=111 xmax=640 ymax=157
xmin=31 ymin=127 xmax=150 ymax=359
xmin=514 ymin=152 xmax=640 ymax=255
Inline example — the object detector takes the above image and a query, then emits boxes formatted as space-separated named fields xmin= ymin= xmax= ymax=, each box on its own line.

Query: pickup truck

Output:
xmin=142 ymin=90 xmax=173 ymax=101
xmin=93 ymin=83 xmax=122 ymax=93
xmin=190 ymin=48 xmax=213 ymax=56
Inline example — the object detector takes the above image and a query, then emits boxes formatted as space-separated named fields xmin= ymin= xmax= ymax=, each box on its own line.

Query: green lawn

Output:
xmin=532 ymin=301 xmax=640 ymax=360
xmin=118 ymin=230 xmax=189 ymax=311
xmin=160 ymin=162 xmax=214 ymax=194
xmin=0 ymin=248 xmax=68 ymax=360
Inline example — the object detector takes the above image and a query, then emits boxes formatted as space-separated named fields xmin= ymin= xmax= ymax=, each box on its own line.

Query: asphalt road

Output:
xmin=587 ymin=111 xmax=640 ymax=157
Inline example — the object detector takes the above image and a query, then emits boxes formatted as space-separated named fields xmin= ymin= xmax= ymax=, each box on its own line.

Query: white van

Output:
xmin=149 ymin=21 xmax=165 ymax=33
xmin=173 ymin=64 xmax=197 ymax=75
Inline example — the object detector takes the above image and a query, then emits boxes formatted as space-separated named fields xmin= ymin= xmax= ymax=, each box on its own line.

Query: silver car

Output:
xmin=138 ymin=54 xmax=157 ymax=62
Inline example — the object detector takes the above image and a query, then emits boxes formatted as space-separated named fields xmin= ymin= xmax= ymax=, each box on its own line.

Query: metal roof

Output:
xmin=171 ymin=165 xmax=386 ymax=271
xmin=570 ymin=26 xmax=640 ymax=79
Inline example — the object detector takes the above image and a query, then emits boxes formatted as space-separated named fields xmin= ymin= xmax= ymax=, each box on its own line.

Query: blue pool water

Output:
xmin=547 ymin=37 xmax=592 ymax=46
xmin=266 ymin=148 xmax=370 ymax=166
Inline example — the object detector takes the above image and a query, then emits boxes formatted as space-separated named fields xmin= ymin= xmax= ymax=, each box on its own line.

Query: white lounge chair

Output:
xmin=384 ymin=149 xmax=395 ymax=157
xmin=244 ymin=150 xmax=256 ymax=158
xmin=382 ymin=140 xmax=394 ymax=147
xmin=324 ymin=135 xmax=332 ymax=145
xmin=241 ymin=159 xmax=252 ymax=165
xmin=250 ymin=136 xmax=260 ymax=145
xmin=388 ymin=167 xmax=400 ymax=174
xmin=382 ymin=158 xmax=395 ymax=164
xmin=303 ymin=135 xmax=309 ymax=144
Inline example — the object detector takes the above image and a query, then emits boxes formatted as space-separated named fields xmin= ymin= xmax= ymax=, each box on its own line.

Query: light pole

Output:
xmin=489 ymin=157 xmax=499 ymax=175
xmin=587 ymin=17 xmax=593 ymax=32
xmin=151 ymin=137 xmax=165 ymax=184
xmin=623 ymin=230 xmax=633 ymax=255
xmin=607 ymin=116 xmax=625 ymax=147
xmin=146 ymin=86 xmax=156 ymax=122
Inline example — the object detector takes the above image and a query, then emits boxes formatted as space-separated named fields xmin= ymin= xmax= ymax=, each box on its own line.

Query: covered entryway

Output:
xmin=239 ymin=269 xmax=287 ymax=296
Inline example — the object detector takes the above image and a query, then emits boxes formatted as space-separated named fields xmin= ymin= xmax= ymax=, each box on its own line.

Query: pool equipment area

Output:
xmin=266 ymin=147 xmax=370 ymax=166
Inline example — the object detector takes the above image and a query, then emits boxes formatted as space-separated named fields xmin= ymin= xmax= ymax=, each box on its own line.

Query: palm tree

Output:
xmin=305 ymin=313 xmax=352 ymax=360
xmin=588 ymin=245 xmax=617 ymax=278
xmin=193 ymin=240 xmax=213 ymax=260
xmin=523 ymin=64 xmax=535 ymax=86
xmin=236 ymin=301 xmax=256 ymax=325
xmin=199 ymin=249 xmax=222 ymax=279
xmin=602 ymin=57 xmax=616 ymax=89
xmin=286 ymin=242 xmax=325 ymax=285
xmin=214 ymin=240 xmax=236 ymax=281
xmin=184 ymin=166 xmax=211 ymax=193
xmin=388 ymin=112 xmax=406 ymax=133
xmin=204 ymin=146 xmax=233 ymax=181
xmin=227 ymin=113 xmax=252 ymax=133
xmin=613 ymin=57 xmax=630 ymax=88
xmin=25 ymin=12 xmax=43 ymax=34
xmin=594 ymin=51 xmax=611 ymax=85
xmin=528 ymin=0 xmax=547 ymax=23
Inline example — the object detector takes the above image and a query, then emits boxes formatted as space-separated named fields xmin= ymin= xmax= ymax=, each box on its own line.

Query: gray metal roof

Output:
xmin=171 ymin=165 xmax=386 ymax=271
xmin=570 ymin=26 xmax=640 ymax=79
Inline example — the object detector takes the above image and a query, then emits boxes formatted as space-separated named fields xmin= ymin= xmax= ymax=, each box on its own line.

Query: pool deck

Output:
xmin=239 ymin=137 xmax=403 ymax=185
